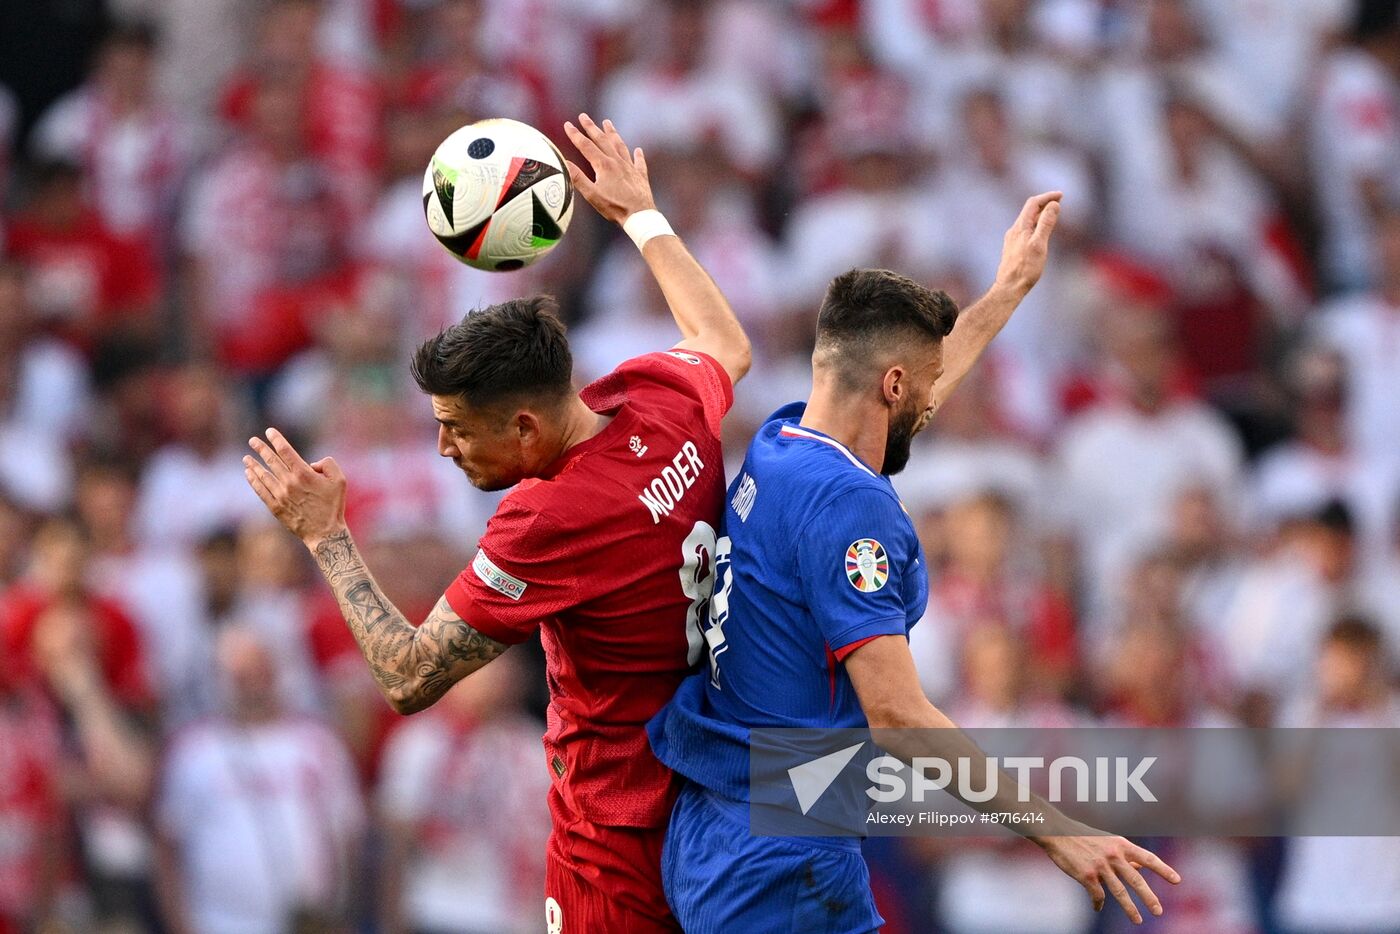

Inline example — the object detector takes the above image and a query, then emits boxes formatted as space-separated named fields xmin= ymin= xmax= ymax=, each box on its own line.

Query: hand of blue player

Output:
xmin=563 ymin=114 xmax=657 ymax=226
xmin=993 ymin=190 xmax=1063 ymax=297
xmin=1038 ymin=828 xmax=1180 ymax=924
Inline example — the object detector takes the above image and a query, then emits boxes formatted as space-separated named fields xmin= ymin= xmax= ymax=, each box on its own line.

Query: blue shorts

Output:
xmin=661 ymin=780 xmax=883 ymax=934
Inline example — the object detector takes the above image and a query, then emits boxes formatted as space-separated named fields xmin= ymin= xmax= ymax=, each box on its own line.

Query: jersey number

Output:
xmin=679 ymin=521 xmax=717 ymax=667
xmin=679 ymin=521 xmax=734 ymax=681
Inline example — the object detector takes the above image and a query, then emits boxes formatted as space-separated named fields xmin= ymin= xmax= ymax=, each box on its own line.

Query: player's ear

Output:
xmin=513 ymin=410 xmax=542 ymax=445
xmin=881 ymin=365 xmax=905 ymax=407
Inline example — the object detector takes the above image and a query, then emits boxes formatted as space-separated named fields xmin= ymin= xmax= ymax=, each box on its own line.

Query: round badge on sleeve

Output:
xmin=845 ymin=539 xmax=889 ymax=592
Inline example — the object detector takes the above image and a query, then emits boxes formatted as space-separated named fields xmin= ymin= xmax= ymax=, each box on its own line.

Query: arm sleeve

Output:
xmin=797 ymin=486 xmax=915 ymax=655
xmin=587 ymin=351 xmax=734 ymax=437
xmin=443 ymin=499 xmax=577 ymax=645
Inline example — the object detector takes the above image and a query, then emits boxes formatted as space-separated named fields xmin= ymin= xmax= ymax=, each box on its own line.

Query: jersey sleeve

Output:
xmin=585 ymin=350 xmax=734 ymax=437
xmin=443 ymin=497 xmax=578 ymax=645
xmin=797 ymin=486 xmax=914 ymax=655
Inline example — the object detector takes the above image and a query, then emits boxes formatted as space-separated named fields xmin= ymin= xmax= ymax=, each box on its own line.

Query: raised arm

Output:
xmin=929 ymin=191 xmax=1062 ymax=414
xmin=243 ymin=429 xmax=505 ymax=714
xmin=564 ymin=114 xmax=752 ymax=385
xmin=844 ymin=635 xmax=1180 ymax=925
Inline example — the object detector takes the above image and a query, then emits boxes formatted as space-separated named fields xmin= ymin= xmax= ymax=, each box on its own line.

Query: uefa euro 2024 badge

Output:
xmin=845 ymin=539 xmax=889 ymax=593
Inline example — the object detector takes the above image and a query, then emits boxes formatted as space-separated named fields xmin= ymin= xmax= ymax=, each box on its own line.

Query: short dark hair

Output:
xmin=411 ymin=296 xmax=573 ymax=409
xmin=815 ymin=269 xmax=958 ymax=379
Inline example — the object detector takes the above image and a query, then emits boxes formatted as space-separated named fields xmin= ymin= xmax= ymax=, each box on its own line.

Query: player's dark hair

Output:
xmin=412 ymin=296 xmax=574 ymax=410
xmin=815 ymin=269 xmax=958 ymax=381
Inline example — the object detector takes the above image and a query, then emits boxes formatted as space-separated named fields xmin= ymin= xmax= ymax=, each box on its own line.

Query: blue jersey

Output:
xmin=648 ymin=402 xmax=929 ymax=802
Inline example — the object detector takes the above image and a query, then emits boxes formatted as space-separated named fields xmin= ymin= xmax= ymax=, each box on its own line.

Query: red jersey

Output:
xmin=445 ymin=351 xmax=732 ymax=828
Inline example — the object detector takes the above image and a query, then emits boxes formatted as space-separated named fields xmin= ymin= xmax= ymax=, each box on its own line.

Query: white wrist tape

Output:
xmin=623 ymin=210 xmax=675 ymax=250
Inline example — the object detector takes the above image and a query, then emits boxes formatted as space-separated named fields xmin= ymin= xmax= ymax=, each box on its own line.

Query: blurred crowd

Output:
xmin=2 ymin=0 xmax=1400 ymax=932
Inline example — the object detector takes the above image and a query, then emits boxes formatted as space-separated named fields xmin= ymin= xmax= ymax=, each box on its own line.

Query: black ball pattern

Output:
xmin=467 ymin=137 xmax=495 ymax=159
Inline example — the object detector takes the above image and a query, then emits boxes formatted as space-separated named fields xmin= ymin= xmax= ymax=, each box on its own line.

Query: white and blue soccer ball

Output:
xmin=423 ymin=118 xmax=575 ymax=272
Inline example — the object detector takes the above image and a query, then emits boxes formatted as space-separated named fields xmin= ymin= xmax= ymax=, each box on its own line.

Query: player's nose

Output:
xmin=436 ymin=424 xmax=455 ymax=457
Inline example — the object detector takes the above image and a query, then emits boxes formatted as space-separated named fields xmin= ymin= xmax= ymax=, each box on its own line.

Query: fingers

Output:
xmin=634 ymin=147 xmax=648 ymax=178
xmin=243 ymin=455 xmax=283 ymax=511
xmin=1032 ymin=199 xmax=1061 ymax=244
xmin=1100 ymin=866 xmax=1142 ymax=924
xmin=596 ymin=116 xmax=633 ymax=162
xmin=1015 ymin=190 xmax=1064 ymax=232
xmin=248 ymin=434 xmax=289 ymax=479
xmin=312 ymin=456 xmax=345 ymax=483
xmin=266 ymin=427 xmax=310 ymax=471
xmin=1115 ymin=858 xmax=1163 ymax=919
xmin=564 ymin=119 xmax=608 ymax=170
xmin=1130 ymin=845 xmax=1181 ymax=885
xmin=1082 ymin=874 xmax=1106 ymax=913
xmin=564 ymin=159 xmax=597 ymax=200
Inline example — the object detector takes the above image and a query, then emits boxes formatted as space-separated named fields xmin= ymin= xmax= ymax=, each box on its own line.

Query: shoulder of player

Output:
xmin=797 ymin=470 xmax=911 ymax=533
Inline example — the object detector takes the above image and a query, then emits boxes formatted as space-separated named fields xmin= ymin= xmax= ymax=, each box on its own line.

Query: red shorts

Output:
xmin=544 ymin=790 xmax=680 ymax=934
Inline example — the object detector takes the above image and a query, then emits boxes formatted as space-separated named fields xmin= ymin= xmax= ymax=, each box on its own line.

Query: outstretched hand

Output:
xmin=243 ymin=427 xmax=348 ymax=551
xmin=1039 ymin=829 xmax=1180 ymax=924
xmin=563 ymin=114 xmax=656 ymax=226
xmin=994 ymin=191 xmax=1063 ymax=297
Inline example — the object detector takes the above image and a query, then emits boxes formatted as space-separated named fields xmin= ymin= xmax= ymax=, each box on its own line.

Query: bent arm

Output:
xmin=312 ymin=530 xmax=507 ymax=714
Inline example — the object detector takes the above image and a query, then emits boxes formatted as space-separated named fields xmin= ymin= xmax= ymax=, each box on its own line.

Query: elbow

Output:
xmin=728 ymin=330 xmax=753 ymax=382
xmin=864 ymin=697 xmax=931 ymax=732
xmin=384 ymin=683 xmax=432 ymax=716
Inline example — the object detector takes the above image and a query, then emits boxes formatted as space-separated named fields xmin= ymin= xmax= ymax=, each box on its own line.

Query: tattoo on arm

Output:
xmin=312 ymin=530 xmax=507 ymax=713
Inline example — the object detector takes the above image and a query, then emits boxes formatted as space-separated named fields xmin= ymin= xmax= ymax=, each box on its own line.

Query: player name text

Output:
xmin=638 ymin=440 xmax=706 ymax=524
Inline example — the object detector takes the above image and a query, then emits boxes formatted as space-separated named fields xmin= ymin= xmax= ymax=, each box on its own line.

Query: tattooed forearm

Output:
xmin=311 ymin=530 xmax=507 ymax=714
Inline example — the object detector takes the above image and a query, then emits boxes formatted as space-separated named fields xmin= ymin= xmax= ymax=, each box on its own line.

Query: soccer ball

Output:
xmin=423 ymin=118 xmax=575 ymax=271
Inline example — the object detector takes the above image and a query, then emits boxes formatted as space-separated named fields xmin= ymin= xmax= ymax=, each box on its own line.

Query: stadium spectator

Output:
xmin=1308 ymin=0 xmax=1400 ymax=291
xmin=30 ymin=21 xmax=187 ymax=244
xmin=1250 ymin=344 xmax=1400 ymax=558
xmin=1273 ymin=617 xmax=1400 ymax=933
xmin=219 ymin=0 xmax=382 ymax=219
xmin=1052 ymin=304 xmax=1244 ymax=626
xmin=597 ymin=0 xmax=781 ymax=177
xmin=925 ymin=627 xmax=1092 ymax=934
xmin=0 ymin=517 xmax=151 ymax=711
xmin=1311 ymin=207 xmax=1400 ymax=473
xmin=936 ymin=85 xmax=1095 ymax=436
xmin=0 ymin=667 xmax=65 ymax=934
xmin=180 ymin=78 xmax=350 ymax=375
xmin=377 ymin=652 xmax=549 ymax=934
xmin=0 ymin=260 xmax=88 ymax=513
xmin=907 ymin=490 xmax=1076 ymax=703
xmin=26 ymin=596 xmax=158 ymax=932
xmin=155 ymin=626 xmax=364 ymax=934
xmin=75 ymin=458 xmax=208 ymax=728
xmin=4 ymin=160 xmax=161 ymax=353
xmin=1210 ymin=501 xmax=1363 ymax=715
xmin=132 ymin=364 xmax=264 ymax=547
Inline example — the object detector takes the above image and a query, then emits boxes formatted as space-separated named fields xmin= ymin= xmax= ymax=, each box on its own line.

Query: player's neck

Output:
xmin=800 ymin=377 xmax=888 ymax=474
xmin=556 ymin=395 xmax=612 ymax=456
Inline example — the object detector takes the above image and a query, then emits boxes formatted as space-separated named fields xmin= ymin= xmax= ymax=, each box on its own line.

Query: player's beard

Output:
xmin=881 ymin=400 xmax=921 ymax=476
